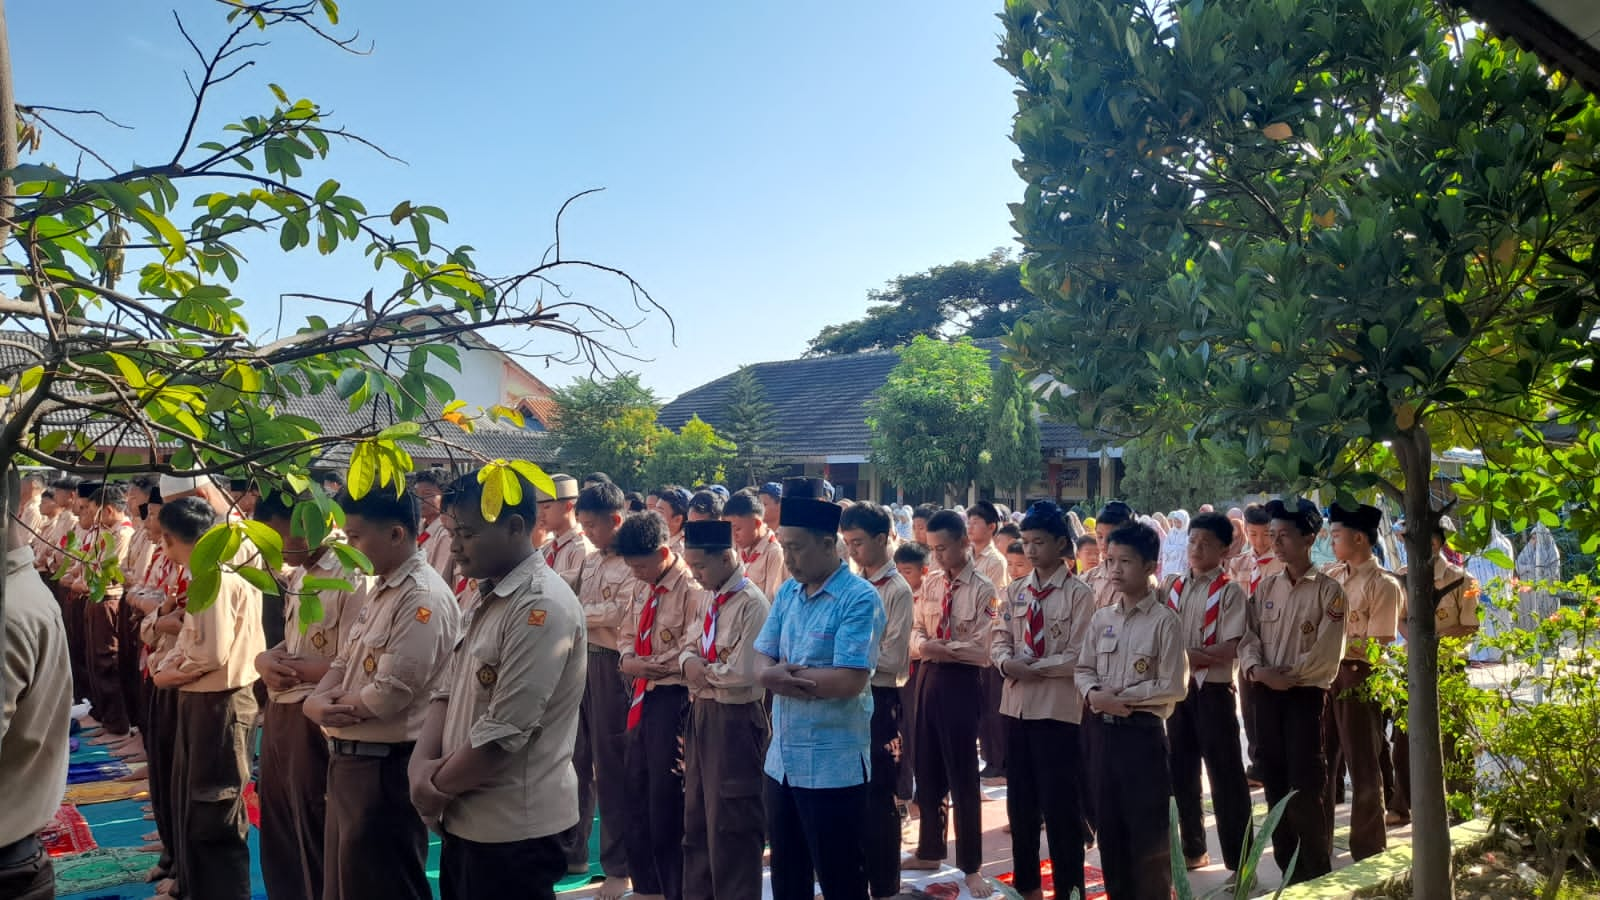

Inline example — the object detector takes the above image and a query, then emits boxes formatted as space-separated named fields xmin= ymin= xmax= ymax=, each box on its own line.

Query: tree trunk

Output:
xmin=1395 ymin=425 xmax=1453 ymax=900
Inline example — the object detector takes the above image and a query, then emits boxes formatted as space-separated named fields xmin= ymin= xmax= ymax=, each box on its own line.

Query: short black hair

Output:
xmin=1097 ymin=500 xmax=1135 ymax=528
xmin=583 ymin=472 xmax=612 ymax=486
xmin=624 ymin=491 xmax=648 ymax=513
xmin=339 ymin=486 xmax=421 ymax=537
xmin=1189 ymin=511 xmax=1235 ymax=547
xmin=1243 ymin=503 xmax=1272 ymax=526
xmin=893 ymin=541 xmax=930 ymax=566
xmin=912 ymin=503 xmax=938 ymax=522
xmin=839 ymin=502 xmax=892 ymax=537
xmin=50 ymin=475 xmax=82 ymax=494
xmin=997 ymin=523 xmax=1022 ymax=541
xmin=654 ymin=487 xmax=690 ymax=520
xmin=575 ymin=481 xmax=626 ymax=516
xmin=1106 ymin=522 xmax=1161 ymax=563
xmin=966 ymin=501 xmax=1001 ymax=527
xmin=1075 ymin=534 xmax=1098 ymax=549
xmin=723 ymin=492 xmax=764 ymax=519
xmin=926 ymin=509 xmax=967 ymax=539
xmin=1021 ymin=500 xmax=1070 ymax=537
xmin=90 ymin=483 xmax=129 ymax=510
xmin=441 ymin=470 xmax=537 ymax=531
xmin=412 ymin=467 xmax=449 ymax=488
xmin=688 ymin=490 xmax=724 ymax=519
xmin=614 ymin=511 xmax=669 ymax=558
xmin=159 ymin=496 xmax=217 ymax=543
xmin=1006 ymin=540 xmax=1026 ymax=556
xmin=253 ymin=490 xmax=295 ymax=524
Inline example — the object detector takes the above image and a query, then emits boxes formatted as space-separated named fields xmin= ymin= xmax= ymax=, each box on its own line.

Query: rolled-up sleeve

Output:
xmin=468 ymin=607 xmax=577 ymax=753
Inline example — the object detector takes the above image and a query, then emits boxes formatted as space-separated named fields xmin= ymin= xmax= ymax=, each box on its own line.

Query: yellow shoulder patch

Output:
xmin=528 ymin=609 xmax=547 ymax=627
xmin=415 ymin=607 xmax=432 ymax=624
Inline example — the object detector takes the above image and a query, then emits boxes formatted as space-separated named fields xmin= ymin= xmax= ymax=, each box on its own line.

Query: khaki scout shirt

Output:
xmin=864 ymin=562 xmax=914 ymax=688
xmin=1229 ymin=550 xmax=1284 ymax=594
xmin=993 ymin=566 xmax=1095 ymax=722
xmin=574 ymin=550 xmax=633 ymax=652
xmin=271 ymin=544 xmax=362 ymax=704
xmin=1324 ymin=556 xmax=1401 ymax=659
xmin=973 ymin=542 xmax=1011 ymax=592
xmin=739 ymin=530 xmax=788 ymax=600
xmin=325 ymin=552 xmax=461 ymax=742
xmin=910 ymin=563 xmax=998 ymax=668
xmin=619 ymin=553 xmax=703 ymax=689
xmin=419 ymin=515 xmax=456 ymax=586
xmin=1398 ymin=558 xmax=1480 ymax=641
xmin=1239 ymin=567 xmax=1347 ymax=688
xmin=1074 ymin=589 xmax=1189 ymax=718
xmin=541 ymin=526 xmax=593 ymax=586
xmin=159 ymin=569 xmax=266 ymax=693
xmin=437 ymin=551 xmax=586 ymax=843
xmin=1159 ymin=566 xmax=1248 ymax=684
xmin=30 ymin=509 xmax=68 ymax=564
xmin=678 ymin=569 xmax=770 ymax=704
xmin=0 ymin=547 xmax=72 ymax=847
xmin=1081 ymin=563 xmax=1128 ymax=609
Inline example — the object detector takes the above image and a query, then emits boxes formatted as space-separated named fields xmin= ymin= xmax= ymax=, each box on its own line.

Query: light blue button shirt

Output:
xmin=755 ymin=562 xmax=885 ymax=789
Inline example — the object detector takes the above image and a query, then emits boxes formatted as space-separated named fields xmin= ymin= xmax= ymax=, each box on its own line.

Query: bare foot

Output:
xmin=144 ymin=865 xmax=167 ymax=883
xmin=965 ymin=872 xmax=996 ymax=898
xmin=142 ymin=831 xmax=160 ymax=843
xmin=596 ymin=876 xmax=630 ymax=900
xmin=901 ymin=855 xmax=940 ymax=871
xmin=140 ymin=842 xmax=164 ymax=853
xmin=155 ymin=877 xmax=178 ymax=895
xmin=90 ymin=731 xmax=130 ymax=745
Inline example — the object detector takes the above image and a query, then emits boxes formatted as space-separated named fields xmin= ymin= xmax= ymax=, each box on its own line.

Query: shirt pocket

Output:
xmin=355 ymin=615 xmax=395 ymax=681
xmin=1258 ymin=600 xmax=1283 ymax=624
xmin=1096 ymin=633 xmax=1118 ymax=674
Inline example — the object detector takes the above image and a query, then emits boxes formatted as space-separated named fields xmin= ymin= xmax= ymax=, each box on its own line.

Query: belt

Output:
xmin=1095 ymin=711 xmax=1162 ymax=727
xmin=329 ymin=738 xmax=415 ymax=758
xmin=0 ymin=834 xmax=41 ymax=869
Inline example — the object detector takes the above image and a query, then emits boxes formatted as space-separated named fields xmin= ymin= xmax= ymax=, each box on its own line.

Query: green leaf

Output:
xmin=134 ymin=207 xmax=188 ymax=264
xmin=329 ymin=542 xmax=374 ymax=574
xmin=347 ymin=443 xmax=376 ymax=499
xmin=1483 ymin=549 xmax=1514 ymax=569
xmin=190 ymin=524 xmax=234 ymax=579
xmin=241 ymin=520 xmax=286 ymax=572
xmin=302 ymin=575 xmax=355 ymax=593
xmin=507 ymin=459 xmax=557 ymax=501
xmin=186 ymin=568 xmax=222 ymax=614
xmin=1441 ymin=301 xmax=1471 ymax=338
xmin=236 ymin=565 xmax=282 ymax=596
xmin=478 ymin=463 xmax=505 ymax=522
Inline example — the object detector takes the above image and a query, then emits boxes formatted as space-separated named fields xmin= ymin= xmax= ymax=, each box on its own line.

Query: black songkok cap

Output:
xmin=1329 ymin=502 xmax=1382 ymax=533
xmin=783 ymin=477 xmax=830 ymax=501
xmin=683 ymin=519 xmax=733 ymax=551
xmin=779 ymin=498 xmax=843 ymax=534
xmin=76 ymin=481 xmax=101 ymax=500
xmin=1266 ymin=497 xmax=1323 ymax=535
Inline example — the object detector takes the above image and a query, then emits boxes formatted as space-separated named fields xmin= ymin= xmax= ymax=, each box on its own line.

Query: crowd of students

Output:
xmin=0 ymin=464 xmax=1484 ymax=900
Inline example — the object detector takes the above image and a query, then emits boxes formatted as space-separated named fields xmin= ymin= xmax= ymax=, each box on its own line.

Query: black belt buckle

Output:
xmin=0 ymin=834 xmax=41 ymax=868
xmin=331 ymin=738 xmax=404 ymax=758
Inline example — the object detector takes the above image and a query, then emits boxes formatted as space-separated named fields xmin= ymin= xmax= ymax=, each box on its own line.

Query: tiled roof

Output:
xmin=658 ymin=339 xmax=1102 ymax=460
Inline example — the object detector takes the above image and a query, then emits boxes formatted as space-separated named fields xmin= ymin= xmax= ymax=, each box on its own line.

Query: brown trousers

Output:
xmin=116 ymin=598 xmax=145 ymax=730
xmin=1325 ymin=660 xmax=1387 ymax=861
xmin=172 ymin=685 xmax=258 ymax=900
xmin=259 ymin=700 xmax=329 ymax=900
xmin=84 ymin=595 xmax=129 ymax=734
xmin=146 ymin=684 xmax=178 ymax=876
xmin=683 ymin=699 xmax=769 ymax=900
xmin=0 ymin=840 xmax=53 ymax=900
xmin=324 ymin=745 xmax=430 ymax=900
xmin=57 ymin=583 xmax=88 ymax=704
xmin=567 ymin=645 xmax=630 ymax=876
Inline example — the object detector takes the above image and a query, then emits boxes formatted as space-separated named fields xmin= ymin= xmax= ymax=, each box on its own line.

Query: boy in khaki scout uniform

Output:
xmin=1075 ymin=522 xmax=1188 ymax=900
xmin=409 ymin=469 xmax=587 ymax=900
xmin=1322 ymin=502 xmax=1401 ymax=861
xmin=1229 ymin=502 xmax=1282 ymax=784
xmin=1162 ymin=512 xmax=1252 ymax=874
xmin=994 ymin=501 xmax=1094 ymax=900
xmin=892 ymin=539 xmax=930 ymax=808
xmin=149 ymin=497 xmax=267 ymax=900
xmin=966 ymin=501 xmax=1010 ymax=783
xmin=616 ymin=511 xmax=703 ymax=900
xmin=305 ymin=486 xmax=461 ymax=900
xmin=71 ymin=483 xmax=136 ymax=748
xmin=839 ymin=503 xmax=914 ymax=900
xmin=678 ymin=519 xmax=772 ymax=900
xmin=253 ymin=492 xmax=361 ymax=900
xmin=569 ymin=482 xmax=636 ymax=900
xmin=725 ymin=490 xmax=787 ymax=598
xmin=413 ymin=468 xmax=456 ymax=586
xmin=539 ymin=473 xmax=593 ymax=587
xmin=1239 ymin=499 xmax=1346 ymax=885
xmin=905 ymin=509 xmax=998 ymax=900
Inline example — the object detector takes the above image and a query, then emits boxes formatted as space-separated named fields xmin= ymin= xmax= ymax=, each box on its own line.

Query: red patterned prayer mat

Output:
xmin=40 ymin=804 xmax=97 ymax=857
xmin=244 ymin=780 xmax=260 ymax=828
xmin=995 ymin=860 xmax=1108 ymax=899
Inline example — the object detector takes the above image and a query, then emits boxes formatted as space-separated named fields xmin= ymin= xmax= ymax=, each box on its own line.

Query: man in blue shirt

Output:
xmin=755 ymin=478 xmax=886 ymax=900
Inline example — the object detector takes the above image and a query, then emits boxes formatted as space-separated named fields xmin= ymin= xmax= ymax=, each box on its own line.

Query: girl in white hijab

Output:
xmin=1160 ymin=510 xmax=1191 ymax=579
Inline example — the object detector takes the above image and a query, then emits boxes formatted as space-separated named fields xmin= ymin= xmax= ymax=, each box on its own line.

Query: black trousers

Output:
xmin=977 ymin=666 xmax=1007 ymax=774
xmin=259 ymin=700 xmax=329 ymax=900
xmin=1252 ymin=685 xmax=1332 ymax=883
xmin=146 ymin=684 xmax=178 ymax=876
xmin=172 ymin=686 xmax=258 ymax=900
xmin=896 ymin=662 xmax=919 ymax=801
xmin=622 ymin=684 xmax=688 ymax=900
xmin=1168 ymin=681 xmax=1252 ymax=869
xmin=1005 ymin=717 xmax=1085 ymax=898
xmin=0 ymin=841 xmax=53 ymax=900
xmin=1239 ymin=674 xmax=1260 ymax=770
xmin=913 ymin=663 xmax=984 ymax=873
xmin=440 ymin=832 xmax=566 ymax=900
xmin=116 ymin=598 xmax=145 ymax=731
xmin=1325 ymin=661 xmax=1386 ymax=861
xmin=567 ymin=646 xmax=630 ymax=876
xmin=684 ymin=700 xmax=769 ymax=900
xmin=85 ymin=595 xmax=129 ymax=734
xmin=766 ymin=776 xmax=869 ymax=900
xmin=56 ymin=582 xmax=89 ymax=703
xmin=324 ymin=746 xmax=430 ymax=900
xmin=866 ymin=686 xmax=904 ymax=898
xmin=1087 ymin=713 xmax=1172 ymax=900
xmin=1079 ymin=699 xmax=1097 ymax=844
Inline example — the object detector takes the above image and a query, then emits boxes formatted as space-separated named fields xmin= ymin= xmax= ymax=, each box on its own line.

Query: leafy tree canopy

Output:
xmin=643 ymin=415 xmax=735 ymax=489
xmin=550 ymin=373 xmax=661 ymax=486
xmin=1117 ymin=435 xmax=1252 ymax=514
xmin=867 ymin=335 xmax=992 ymax=499
xmin=721 ymin=366 xmax=781 ymax=487
xmin=980 ymin=361 xmax=1041 ymax=499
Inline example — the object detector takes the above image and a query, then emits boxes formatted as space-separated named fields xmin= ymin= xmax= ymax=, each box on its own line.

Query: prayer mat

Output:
xmin=68 ymin=759 xmax=132 ymax=784
xmin=52 ymin=847 xmax=162 ymax=895
xmin=995 ymin=860 xmax=1108 ymax=899
xmin=65 ymin=779 xmax=148 ymax=806
xmin=40 ymin=804 xmax=97 ymax=856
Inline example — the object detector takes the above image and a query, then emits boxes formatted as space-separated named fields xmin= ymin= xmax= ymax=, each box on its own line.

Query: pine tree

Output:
xmin=722 ymin=367 xmax=781 ymax=486
xmin=981 ymin=362 xmax=1041 ymax=505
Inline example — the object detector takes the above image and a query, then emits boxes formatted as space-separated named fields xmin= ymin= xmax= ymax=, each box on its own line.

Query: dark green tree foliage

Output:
xmin=1118 ymin=435 xmax=1249 ymax=513
xmin=807 ymin=250 xmax=1039 ymax=355
xmin=550 ymin=373 xmax=661 ymax=486
xmin=867 ymin=336 xmax=991 ymax=499
xmin=997 ymin=1 xmax=1600 ymax=894
xmin=643 ymin=415 xmax=735 ymax=489
xmin=721 ymin=366 xmax=781 ymax=486
xmin=980 ymin=362 xmax=1041 ymax=500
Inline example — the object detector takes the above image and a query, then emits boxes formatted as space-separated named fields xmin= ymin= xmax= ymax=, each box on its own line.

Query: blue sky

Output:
xmin=11 ymin=1 xmax=1023 ymax=399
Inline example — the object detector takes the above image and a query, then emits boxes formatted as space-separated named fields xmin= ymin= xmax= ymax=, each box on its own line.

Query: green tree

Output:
xmin=1118 ymin=435 xmax=1251 ymax=513
xmin=980 ymin=362 xmax=1041 ymax=504
xmin=643 ymin=415 xmax=735 ymax=489
xmin=807 ymin=250 xmax=1038 ymax=355
xmin=550 ymin=373 xmax=661 ymax=486
xmin=721 ymin=366 xmax=781 ymax=486
xmin=998 ymin=1 xmax=1600 ymax=894
xmin=867 ymin=336 xmax=991 ymax=501
xmin=0 ymin=2 xmax=652 ymax=624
